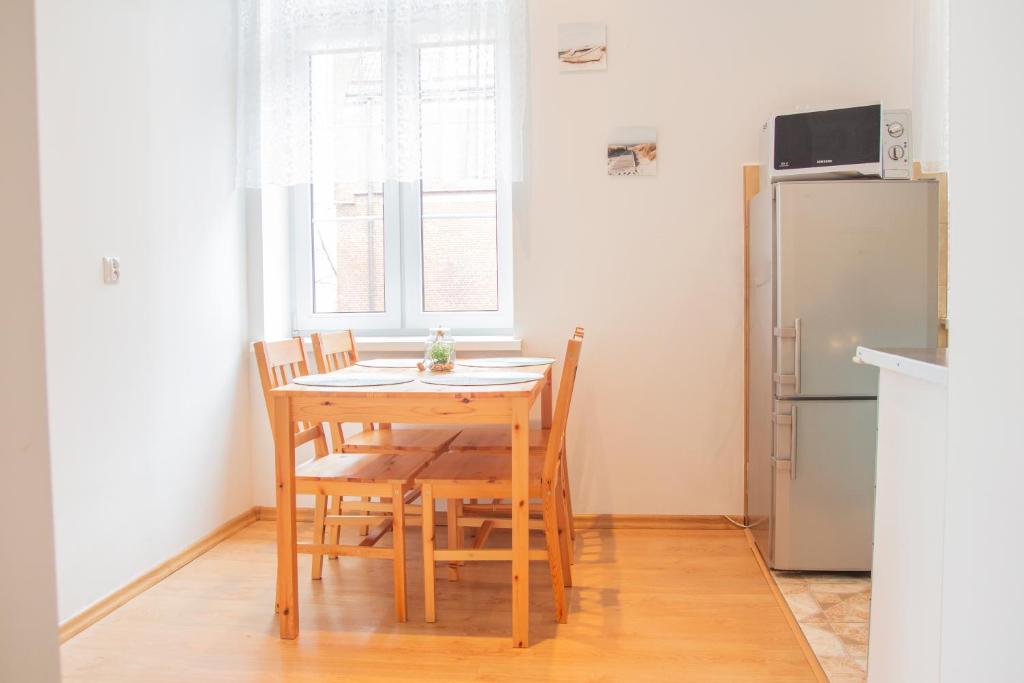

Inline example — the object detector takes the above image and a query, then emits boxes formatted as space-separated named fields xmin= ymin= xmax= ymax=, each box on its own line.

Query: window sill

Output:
xmin=250 ymin=335 xmax=522 ymax=355
xmin=353 ymin=335 xmax=521 ymax=353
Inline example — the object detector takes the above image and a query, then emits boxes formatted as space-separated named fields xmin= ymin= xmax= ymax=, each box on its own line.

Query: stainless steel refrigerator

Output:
xmin=747 ymin=179 xmax=938 ymax=570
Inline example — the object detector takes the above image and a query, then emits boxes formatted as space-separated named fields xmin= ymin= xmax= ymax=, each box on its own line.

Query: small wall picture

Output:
xmin=608 ymin=127 xmax=658 ymax=176
xmin=558 ymin=22 xmax=607 ymax=72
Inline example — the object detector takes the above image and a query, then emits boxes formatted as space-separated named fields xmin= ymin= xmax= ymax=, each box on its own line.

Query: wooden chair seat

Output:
xmin=340 ymin=428 xmax=461 ymax=455
xmin=414 ymin=451 xmax=546 ymax=496
xmin=297 ymin=452 xmax=436 ymax=484
xmin=447 ymin=427 xmax=550 ymax=454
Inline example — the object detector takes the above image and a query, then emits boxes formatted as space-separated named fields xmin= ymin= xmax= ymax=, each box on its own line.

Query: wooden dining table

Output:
xmin=270 ymin=361 xmax=554 ymax=648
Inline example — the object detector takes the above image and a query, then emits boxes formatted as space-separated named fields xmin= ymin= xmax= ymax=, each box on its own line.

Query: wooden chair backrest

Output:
xmin=253 ymin=337 xmax=328 ymax=456
xmin=542 ymin=327 xmax=585 ymax=486
xmin=310 ymin=330 xmax=376 ymax=449
xmin=311 ymin=330 xmax=359 ymax=373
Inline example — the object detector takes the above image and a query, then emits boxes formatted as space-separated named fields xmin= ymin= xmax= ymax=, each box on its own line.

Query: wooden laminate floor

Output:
xmin=61 ymin=521 xmax=819 ymax=682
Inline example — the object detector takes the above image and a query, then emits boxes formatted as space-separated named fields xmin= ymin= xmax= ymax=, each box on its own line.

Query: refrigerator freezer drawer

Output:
xmin=772 ymin=399 xmax=877 ymax=571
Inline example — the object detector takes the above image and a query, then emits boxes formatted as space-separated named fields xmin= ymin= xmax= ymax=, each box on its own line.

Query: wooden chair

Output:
xmin=443 ymin=327 xmax=583 ymax=541
xmin=254 ymin=337 xmax=431 ymax=621
xmin=253 ymin=338 xmax=332 ymax=578
xmin=311 ymin=330 xmax=462 ymax=540
xmin=415 ymin=329 xmax=584 ymax=624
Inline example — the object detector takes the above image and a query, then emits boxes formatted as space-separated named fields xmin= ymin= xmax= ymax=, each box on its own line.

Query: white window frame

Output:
xmin=399 ymin=178 xmax=513 ymax=331
xmin=291 ymin=45 xmax=513 ymax=335
xmin=292 ymin=180 xmax=512 ymax=334
xmin=292 ymin=181 xmax=404 ymax=332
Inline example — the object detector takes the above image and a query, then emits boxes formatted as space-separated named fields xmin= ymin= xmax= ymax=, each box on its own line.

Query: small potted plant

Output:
xmin=422 ymin=326 xmax=455 ymax=372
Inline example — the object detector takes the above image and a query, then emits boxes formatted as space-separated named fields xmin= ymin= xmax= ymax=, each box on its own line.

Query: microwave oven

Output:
xmin=764 ymin=103 xmax=912 ymax=181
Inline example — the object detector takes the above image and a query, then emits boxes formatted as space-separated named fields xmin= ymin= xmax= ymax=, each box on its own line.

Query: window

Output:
xmin=293 ymin=43 xmax=512 ymax=333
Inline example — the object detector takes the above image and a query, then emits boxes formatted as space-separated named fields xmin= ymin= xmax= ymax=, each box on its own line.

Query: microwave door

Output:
xmin=770 ymin=103 xmax=882 ymax=181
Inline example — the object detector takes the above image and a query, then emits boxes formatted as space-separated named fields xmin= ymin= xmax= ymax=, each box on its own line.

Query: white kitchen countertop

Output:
xmin=854 ymin=346 xmax=948 ymax=385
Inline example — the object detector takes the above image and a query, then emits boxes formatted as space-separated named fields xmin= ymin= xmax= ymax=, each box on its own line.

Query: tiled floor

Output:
xmin=773 ymin=571 xmax=871 ymax=683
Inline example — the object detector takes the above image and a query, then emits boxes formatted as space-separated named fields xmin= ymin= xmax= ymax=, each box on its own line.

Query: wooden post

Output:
xmin=311 ymin=494 xmax=327 ymax=580
xmin=447 ymin=499 xmax=461 ymax=581
xmin=541 ymin=366 xmax=553 ymax=429
xmin=422 ymin=485 xmax=436 ymax=623
xmin=511 ymin=399 xmax=531 ymax=647
xmin=391 ymin=484 xmax=407 ymax=622
xmin=273 ymin=394 xmax=299 ymax=639
xmin=742 ymin=164 xmax=761 ymax=524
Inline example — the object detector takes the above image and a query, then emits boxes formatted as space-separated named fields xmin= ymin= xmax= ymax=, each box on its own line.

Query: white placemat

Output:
xmin=355 ymin=358 xmax=422 ymax=368
xmin=417 ymin=371 xmax=544 ymax=386
xmin=456 ymin=357 xmax=556 ymax=368
xmin=293 ymin=373 xmax=414 ymax=388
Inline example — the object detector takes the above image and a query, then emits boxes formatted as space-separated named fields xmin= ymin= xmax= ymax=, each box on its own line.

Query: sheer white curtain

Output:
xmin=238 ymin=0 xmax=527 ymax=188
xmin=913 ymin=0 xmax=949 ymax=173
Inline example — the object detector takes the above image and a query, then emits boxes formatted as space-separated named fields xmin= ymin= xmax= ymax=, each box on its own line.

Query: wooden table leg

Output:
xmin=422 ymin=485 xmax=437 ymax=623
xmin=273 ymin=394 xmax=299 ymax=639
xmin=511 ymin=399 xmax=531 ymax=648
xmin=391 ymin=483 xmax=408 ymax=623
xmin=541 ymin=367 xmax=553 ymax=430
xmin=447 ymin=499 xmax=462 ymax=581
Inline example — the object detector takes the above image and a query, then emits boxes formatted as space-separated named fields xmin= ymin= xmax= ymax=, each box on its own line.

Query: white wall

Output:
xmin=244 ymin=0 xmax=915 ymax=514
xmin=0 ymin=1 xmax=63 ymax=679
xmin=941 ymin=1 xmax=1024 ymax=679
xmin=518 ymin=0 xmax=914 ymax=514
xmin=35 ymin=0 xmax=252 ymax=622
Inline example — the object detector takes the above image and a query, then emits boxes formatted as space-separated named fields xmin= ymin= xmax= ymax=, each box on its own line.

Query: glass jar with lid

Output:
xmin=423 ymin=326 xmax=455 ymax=372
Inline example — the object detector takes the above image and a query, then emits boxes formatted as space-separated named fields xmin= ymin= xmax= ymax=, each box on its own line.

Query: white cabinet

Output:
xmin=855 ymin=347 xmax=948 ymax=683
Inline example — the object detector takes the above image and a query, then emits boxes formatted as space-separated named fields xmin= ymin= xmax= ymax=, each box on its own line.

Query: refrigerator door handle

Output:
xmin=790 ymin=406 xmax=798 ymax=480
xmin=771 ymin=410 xmax=797 ymax=480
xmin=794 ymin=318 xmax=802 ymax=395
xmin=772 ymin=324 xmax=799 ymax=394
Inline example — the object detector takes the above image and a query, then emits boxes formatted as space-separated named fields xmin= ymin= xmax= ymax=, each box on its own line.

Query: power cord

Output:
xmin=724 ymin=515 xmax=758 ymax=529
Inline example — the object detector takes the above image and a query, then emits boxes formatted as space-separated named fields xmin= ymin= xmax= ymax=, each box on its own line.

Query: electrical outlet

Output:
xmin=103 ymin=257 xmax=120 ymax=284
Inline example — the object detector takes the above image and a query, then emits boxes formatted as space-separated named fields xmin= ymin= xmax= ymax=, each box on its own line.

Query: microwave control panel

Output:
xmin=882 ymin=109 xmax=912 ymax=179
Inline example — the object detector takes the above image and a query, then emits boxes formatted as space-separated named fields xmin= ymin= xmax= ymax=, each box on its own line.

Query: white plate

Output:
xmin=417 ymin=371 xmax=544 ymax=386
xmin=456 ymin=357 xmax=556 ymax=368
xmin=293 ymin=373 xmax=414 ymax=388
xmin=355 ymin=358 xmax=422 ymax=368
